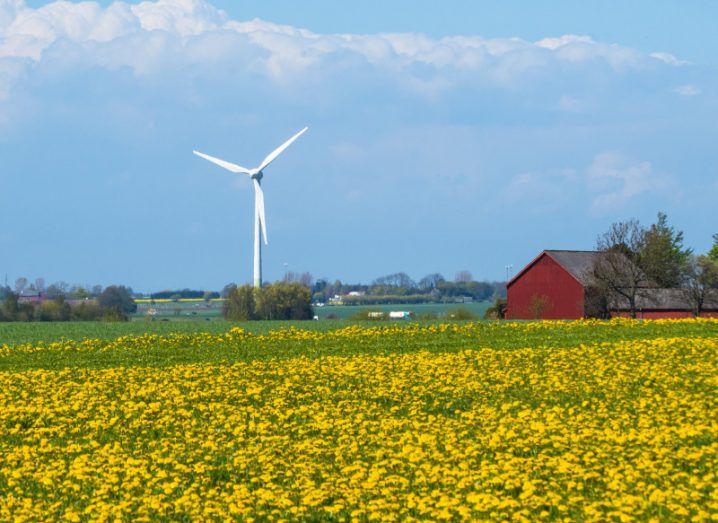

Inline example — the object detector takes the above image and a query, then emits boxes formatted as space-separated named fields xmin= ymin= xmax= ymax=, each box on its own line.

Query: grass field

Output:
xmin=312 ymin=301 xmax=490 ymax=320
xmin=131 ymin=299 xmax=491 ymax=321
xmin=1 ymin=319 xmax=717 ymax=520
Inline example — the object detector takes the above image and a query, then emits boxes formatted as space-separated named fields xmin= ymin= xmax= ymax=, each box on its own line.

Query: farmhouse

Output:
xmin=506 ymin=250 xmax=718 ymax=320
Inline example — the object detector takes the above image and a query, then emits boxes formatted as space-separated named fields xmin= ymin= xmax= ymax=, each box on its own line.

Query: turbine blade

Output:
xmin=254 ymin=179 xmax=268 ymax=245
xmin=258 ymin=127 xmax=308 ymax=172
xmin=193 ymin=150 xmax=252 ymax=175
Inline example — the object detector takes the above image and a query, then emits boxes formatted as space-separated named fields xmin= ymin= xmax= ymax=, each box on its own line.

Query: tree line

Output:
xmin=309 ymin=272 xmax=505 ymax=305
xmin=224 ymin=283 xmax=313 ymax=321
xmin=0 ymin=285 xmax=137 ymax=322
xmin=588 ymin=212 xmax=718 ymax=318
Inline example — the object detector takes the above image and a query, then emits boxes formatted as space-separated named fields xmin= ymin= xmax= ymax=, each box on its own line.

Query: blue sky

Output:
xmin=2 ymin=0 xmax=717 ymax=291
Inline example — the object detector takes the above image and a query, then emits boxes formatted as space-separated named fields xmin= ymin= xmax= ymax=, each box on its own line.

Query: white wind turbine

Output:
xmin=193 ymin=127 xmax=308 ymax=288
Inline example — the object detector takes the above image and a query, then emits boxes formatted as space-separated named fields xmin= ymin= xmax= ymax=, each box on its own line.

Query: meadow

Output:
xmin=131 ymin=299 xmax=491 ymax=322
xmin=1 ymin=319 xmax=717 ymax=521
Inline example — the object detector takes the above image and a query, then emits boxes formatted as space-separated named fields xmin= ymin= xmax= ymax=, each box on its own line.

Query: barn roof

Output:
xmin=544 ymin=251 xmax=600 ymax=284
xmin=507 ymin=250 xmax=600 ymax=288
xmin=611 ymin=289 xmax=718 ymax=311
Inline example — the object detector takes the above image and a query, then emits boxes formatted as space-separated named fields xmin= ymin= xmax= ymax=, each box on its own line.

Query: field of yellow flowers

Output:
xmin=1 ymin=319 xmax=717 ymax=521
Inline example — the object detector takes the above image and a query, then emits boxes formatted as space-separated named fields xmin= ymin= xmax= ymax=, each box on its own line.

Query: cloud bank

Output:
xmin=0 ymin=0 xmax=687 ymax=93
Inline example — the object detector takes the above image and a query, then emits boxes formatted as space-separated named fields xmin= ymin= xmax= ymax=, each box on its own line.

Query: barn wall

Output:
xmin=506 ymin=254 xmax=584 ymax=320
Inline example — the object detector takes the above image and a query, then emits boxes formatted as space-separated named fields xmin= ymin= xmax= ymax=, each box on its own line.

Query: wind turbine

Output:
xmin=193 ymin=127 xmax=308 ymax=288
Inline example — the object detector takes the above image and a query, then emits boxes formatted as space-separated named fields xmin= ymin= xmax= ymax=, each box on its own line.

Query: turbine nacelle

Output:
xmin=250 ymin=170 xmax=263 ymax=181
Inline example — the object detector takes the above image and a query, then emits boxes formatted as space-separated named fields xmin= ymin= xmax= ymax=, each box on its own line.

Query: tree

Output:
xmin=35 ymin=297 xmax=71 ymax=322
xmin=223 ymin=283 xmax=313 ymax=321
xmin=681 ymin=255 xmax=718 ymax=316
xmin=372 ymin=273 xmax=416 ymax=293
xmin=455 ymin=271 xmax=473 ymax=283
xmin=46 ymin=284 xmax=68 ymax=300
xmin=418 ymin=273 xmax=445 ymax=291
xmin=98 ymin=286 xmax=137 ymax=320
xmin=1 ymin=292 xmax=19 ymax=321
xmin=591 ymin=219 xmax=653 ymax=318
xmin=34 ymin=277 xmax=46 ymax=294
xmin=709 ymin=234 xmax=718 ymax=262
xmin=224 ymin=285 xmax=256 ymax=321
xmin=640 ymin=212 xmax=691 ymax=288
xmin=14 ymin=277 xmax=27 ymax=294
xmin=298 ymin=272 xmax=314 ymax=288
xmin=71 ymin=287 xmax=90 ymax=300
xmin=221 ymin=283 xmax=237 ymax=298
xmin=254 ymin=283 xmax=313 ymax=320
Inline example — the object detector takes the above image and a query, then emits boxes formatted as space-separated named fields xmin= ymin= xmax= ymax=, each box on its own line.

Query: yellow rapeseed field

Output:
xmin=1 ymin=319 xmax=717 ymax=521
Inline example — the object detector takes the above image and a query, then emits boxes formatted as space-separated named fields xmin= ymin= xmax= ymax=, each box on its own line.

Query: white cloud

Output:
xmin=586 ymin=152 xmax=662 ymax=212
xmin=0 ymin=0 xmax=689 ymax=90
xmin=650 ymin=52 xmax=688 ymax=66
xmin=674 ymin=84 xmax=701 ymax=96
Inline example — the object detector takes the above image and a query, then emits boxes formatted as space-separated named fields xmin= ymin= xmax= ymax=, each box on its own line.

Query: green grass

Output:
xmin=0 ymin=320 xmax=323 ymax=345
xmin=0 ymin=302 xmax=491 ymax=345
xmin=1 ymin=319 xmax=716 ymax=372
xmin=130 ymin=299 xmax=491 ymax=321
xmin=313 ymin=301 xmax=491 ymax=319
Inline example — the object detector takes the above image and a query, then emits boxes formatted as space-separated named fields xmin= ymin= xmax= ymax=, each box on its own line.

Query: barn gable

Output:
xmin=507 ymin=250 xmax=599 ymax=290
xmin=506 ymin=251 xmax=588 ymax=319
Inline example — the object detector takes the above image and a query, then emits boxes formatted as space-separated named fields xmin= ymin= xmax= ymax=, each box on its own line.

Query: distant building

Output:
xmin=17 ymin=291 xmax=43 ymax=304
xmin=347 ymin=291 xmax=366 ymax=297
xmin=506 ymin=250 xmax=718 ymax=320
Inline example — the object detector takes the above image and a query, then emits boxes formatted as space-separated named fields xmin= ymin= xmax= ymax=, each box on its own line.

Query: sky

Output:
xmin=1 ymin=0 xmax=717 ymax=292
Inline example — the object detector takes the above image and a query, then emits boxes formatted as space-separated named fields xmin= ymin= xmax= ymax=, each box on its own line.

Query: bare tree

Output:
xmin=34 ymin=277 xmax=46 ymax=294
xmin=591 ymin=219 xmax=653 ymax=318
xmin=419 ymin=273 xmax=445 ymax=291
xmin=14 ymin=277 xmax=28 ymax=294
xmin=681 ymin=255 xmax=718 ymax=316
xmin=528 ymin=294 xmax=551 ymax=319
xmin=455 ymin=270 xmax=473 ymax=283
xmin=298 ymin=272 xmax=314 ymax=288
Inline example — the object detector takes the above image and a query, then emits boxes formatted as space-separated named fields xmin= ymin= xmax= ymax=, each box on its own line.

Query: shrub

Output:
xmin=35 ymin=299 xmax=72 ymax=322
xmin=483 ymin=298 xmax=507 ymax=320
xmin=446 ymin=307 xmax=475 ymax=320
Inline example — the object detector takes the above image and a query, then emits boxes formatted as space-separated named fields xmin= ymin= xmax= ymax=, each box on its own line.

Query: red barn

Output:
xmin=506 ymin=250 xmax=718 ymax=319
xmin=506 ymin=250 xmax=596 ymax=320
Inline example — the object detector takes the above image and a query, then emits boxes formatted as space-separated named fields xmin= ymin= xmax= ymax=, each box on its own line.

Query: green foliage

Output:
xmin=34 ymin=298 xmax=72 ymax=322
xmin=0 ymin=291 xmax=106 ymax=323
xmin=224 ymin=286 xmax=256 ymax=321
xmin=709 ymin=233 xmax=718 ymax=262
xmin=225 ymin=283 xmax=313 ymax=321
xmin=4 ymin=319 xmax=716 ymax=371
xmin=483 ymin=298 xmax=507 ymax=320
xmin=640 ymin=211 xmax=692 ymax=287
xmin=98 ymin=286 xmax=137 ymax=318
xmin=71 ymin=302 xmax=103 ymax=321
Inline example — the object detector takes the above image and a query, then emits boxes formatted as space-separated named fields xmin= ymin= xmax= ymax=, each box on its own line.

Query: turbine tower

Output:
xmin=193 ymin=127 xmax=308 ymax=288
